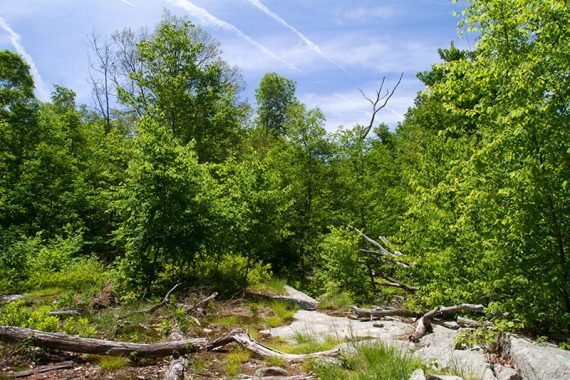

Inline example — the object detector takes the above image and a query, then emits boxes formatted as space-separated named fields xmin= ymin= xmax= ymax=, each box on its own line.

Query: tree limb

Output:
xmin=119 ymin=283 xmax=180 ymax=320
xmin=0 ymin=327 xmax=338 ymax=362
xmin=409 ymin=304 xmax=485 ymax=342
xmin=358 ymin=73 xmax=403 ymax=140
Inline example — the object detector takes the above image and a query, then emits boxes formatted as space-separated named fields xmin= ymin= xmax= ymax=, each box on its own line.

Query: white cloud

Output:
xmin=0 ymin=16 xmax=50 ymax=101
xmin=245 ymin=0 xmax=344 ymax=71
xmin=338 ymin=5 xmax=396 ymax=24
xmin=300 ymin=78 xmax=419 ymax=132
xmin=322 ymin=32 xmax=441 ymax=74
xmin=118 ymin=0 xmax=135 ymax=7
xmin=167 ymin=0 xmax=299 ymax=72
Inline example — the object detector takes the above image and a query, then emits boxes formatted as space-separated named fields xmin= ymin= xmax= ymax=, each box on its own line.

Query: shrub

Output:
xmin=0 ymin=301 xmax=59 ymax=332
xmin=315 ymin=226 xmax=373 ymax=303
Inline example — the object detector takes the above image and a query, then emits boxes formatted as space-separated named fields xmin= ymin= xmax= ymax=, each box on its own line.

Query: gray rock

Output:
xmin=493 ymin=364 xmax=520 ymax=380
xmin=426 ymin=376 xmax=464 ymax=380
xmin=270 ymin=309 xmax=414 ymax=346
xmin=283 ymin=285 xmax=319 ymax=310
xmin=255 ymin=367 xmax=289 ymax=377
xmin=410 ymin=368 xmax=426 ymax=380
xmin=505 ymin=335 xmax=570 ymax=380
xmin=416 ymin=325 xmax=493 ymax=379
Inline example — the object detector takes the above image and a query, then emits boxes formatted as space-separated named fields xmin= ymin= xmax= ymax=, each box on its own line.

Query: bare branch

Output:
xmin=359 ymin=73 xmax=403 ymax=140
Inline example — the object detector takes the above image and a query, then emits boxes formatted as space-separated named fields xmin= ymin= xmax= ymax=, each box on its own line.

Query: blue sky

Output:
xmin=0 ymin=0 xmax=470 ymax=130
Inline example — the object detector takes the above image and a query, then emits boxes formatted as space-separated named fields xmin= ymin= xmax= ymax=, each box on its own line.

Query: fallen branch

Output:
xmin=0 ymin=326 xmax=338 ymax=362
xmin=359 ymin=249 xmax=410 ymax=268
xmin=348 ymin=225 xmax=399 ymax=259
xmin=352 ymin=306 xmax=421 ymax=320
xmin=177 ymin=291 xmax=218 ymax=314
xmin=409 ymin=304 xmax=485 ymax=342
xmin=373 ymin=273 xmax=418 ymax=292
xmin=48 ymin=310 xmax=82 ymax=317
xmin=119 ymin=283 xmax=180 ymax=320
xmin=456 ymin=317 xmax=493 ymax=328
xmin=9 ymin=360 xmax=76 ymax=378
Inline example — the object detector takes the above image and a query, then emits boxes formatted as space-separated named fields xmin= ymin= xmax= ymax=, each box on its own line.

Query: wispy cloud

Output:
xmin=245 ymin=0 xmax=344 ymax=71
xmin=337 ymin=5 xmax=396 ymax=24
xmin=167 ymin=0 xmax=299 ymax=72
xmin=0 ymin=16 xmax=50 ymax=101
xmin=301 ymin=81 xmax=415 ymax=132
xmin=118 ymin=0 xmax=135 ymax=7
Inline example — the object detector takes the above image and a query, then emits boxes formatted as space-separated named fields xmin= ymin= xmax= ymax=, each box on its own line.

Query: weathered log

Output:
xmin=165 ymin=352 xmax=189 ymax=380
xmin=230 ymin=329 xmax=339 ymax=362
xmin=0 ymin=325 xmax=217 ymax=357
xmin=351 ymin=306 xmax=421 ymax=320
xmin=0 ymin=326 xmax=338 ymax=362
xmin=9 ymin=360 xmax=76 ymax=378
xmin=409 ymin=304 xmax=485 ymax=342
xmin=48 ymin=310 xmax=82 ymax=317
xmin=456 ymin=316 xmax=493 ymax=328
xmin=119 ymin=283 xmax=180 ymax=320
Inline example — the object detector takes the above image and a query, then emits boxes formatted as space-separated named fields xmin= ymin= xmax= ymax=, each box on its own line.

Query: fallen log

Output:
xmin=48 ymin=310 xmax=82 ymax=317
xmin=352 ymin=306 xmax=421 ymax=320
xmin=9 ymin=360 xmax=76 ymax=378
xmin=409 ymin=304 xmax=485 ymax=342
xmin=456 ymin=317 xmax=493 ymax=328
xmin=0 ymin=326 xmax=338 ymax=362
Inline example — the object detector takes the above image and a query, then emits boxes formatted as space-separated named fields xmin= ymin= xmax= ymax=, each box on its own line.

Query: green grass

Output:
xmin=87 ymin=355 xmax=129 ymax=373
xmin=249 ymin=277 xmax=287 ymax=295
xmin=267 ymin=332 xmax=341 ymax=354
xmin=312 ymin=340 xmax=425 ymax=380
xmin=224 ymin=349 xmax=251 ymax=376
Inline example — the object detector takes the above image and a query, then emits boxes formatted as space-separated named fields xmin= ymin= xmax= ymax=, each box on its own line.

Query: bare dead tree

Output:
xmin=358 ymin=73 xmax=403 ymax=140
xmin=87 ymin=33 xmax=113 ymax=134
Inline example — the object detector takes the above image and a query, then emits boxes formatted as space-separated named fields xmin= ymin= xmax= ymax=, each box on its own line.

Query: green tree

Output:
xmin=116 ymin=14 xmax=247 ymax=162
xmin=255 ymin=72 xmax=297 ymax=136
xmin=116 ymin=117 xmax=217 ymax=292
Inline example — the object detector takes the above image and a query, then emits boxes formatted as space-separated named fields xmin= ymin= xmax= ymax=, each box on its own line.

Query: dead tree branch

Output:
xmin=0 ymin=327 xmax=338 ymax=362
xmin=358 ymin=73 xmax=403 ymax=140
xmin=352 ymin=306 xmax=421 ymax=320
xmin=9 ymin=361 xmax=76 ymax=378
xmin=409 ymin=304 xmax=485 ymax=342
xmin=119 ymin=283 xmax=180 ymax=320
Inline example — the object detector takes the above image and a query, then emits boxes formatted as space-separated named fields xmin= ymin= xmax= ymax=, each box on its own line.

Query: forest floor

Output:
xmin=2 ymin=285 xmax=569 ymax=379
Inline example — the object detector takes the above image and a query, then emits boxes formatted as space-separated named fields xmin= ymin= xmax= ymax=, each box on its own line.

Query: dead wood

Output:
xmin=48 ymin=310 xmax=82 ymax=317
xmin=9 ymin=360 xmax=75 ymax=378
xmin=372 ymin=273 xmax=418 ymax=292
xmin=177 ymin=291 xmax=218 ymax=314
xmin=357 ymin=73 xmax=403 ymax=140
xmin=352 ymin=306 xmax=421 ymax=320
xmin=409 ymin=304 xmax=485 ymax=342
xmin=0 ymin=326 xmax=338 ymax=362
xmin=456 ymin=316 xmax=493 ymax=328
xmin=119 ymin=283 xmax=180 ymax=320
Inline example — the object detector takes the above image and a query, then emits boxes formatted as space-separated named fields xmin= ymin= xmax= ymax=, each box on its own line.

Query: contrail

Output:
xmin=118 ymin=0 xmax=135 ymax=7
xmin=245 ymin=0 xmax=346 ymax=71
xmin=0 ymin=17 xmax=50 ymax=101
xmin=167 ymin=0 xmax=299 ymax=72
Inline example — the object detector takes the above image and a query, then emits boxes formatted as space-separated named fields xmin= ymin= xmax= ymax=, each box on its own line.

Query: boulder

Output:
xmin=504 ymin=334 xmax=570 ymax=380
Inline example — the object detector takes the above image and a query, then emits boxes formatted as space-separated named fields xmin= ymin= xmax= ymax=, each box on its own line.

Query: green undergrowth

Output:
xmin=268 ymin=332 xmax=341 ymax=354
xmin=311 ymin=340 xmax=425 ymax=380
xmin=248 ymin=276 xmax=288 ymax=295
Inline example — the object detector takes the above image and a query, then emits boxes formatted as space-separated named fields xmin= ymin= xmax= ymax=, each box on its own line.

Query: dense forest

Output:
xmin=1 ymin=0 xmax=569 ymax=341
